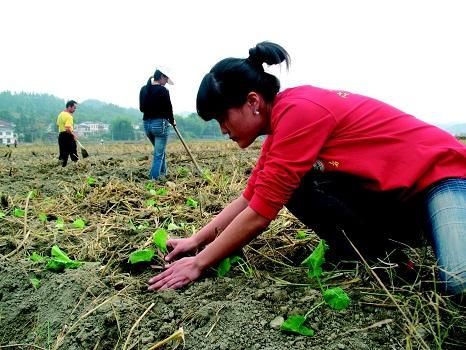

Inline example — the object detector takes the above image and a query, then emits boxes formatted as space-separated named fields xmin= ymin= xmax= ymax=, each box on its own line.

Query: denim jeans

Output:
xmin=425 ymin=178 xmax=466 ymax=295
xmin=143 ymin=118 xmax=169 ymax=179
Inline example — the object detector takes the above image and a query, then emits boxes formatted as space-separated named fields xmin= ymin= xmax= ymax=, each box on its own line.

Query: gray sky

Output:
xmin=1 ymin=0 xmax=465 ymax=124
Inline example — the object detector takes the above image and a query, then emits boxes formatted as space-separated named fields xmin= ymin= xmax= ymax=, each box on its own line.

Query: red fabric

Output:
xmin=243 ymin=85 xmax=466 ymax=220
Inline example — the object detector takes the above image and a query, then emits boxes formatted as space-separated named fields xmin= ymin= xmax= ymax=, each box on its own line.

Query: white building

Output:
xmin=74 ymin=121 xmax=109 ymax=137
xmin=0 ymin=120 xmax=17 ymax=145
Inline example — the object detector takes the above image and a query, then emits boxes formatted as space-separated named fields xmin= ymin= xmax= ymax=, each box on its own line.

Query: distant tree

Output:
xmin=110 ymin=118 xmax=135 ymax=140
xmin=0 ymin=110 xmax=15 ymax=122
xmin=175 ymin=113 xmax=222 ymax=139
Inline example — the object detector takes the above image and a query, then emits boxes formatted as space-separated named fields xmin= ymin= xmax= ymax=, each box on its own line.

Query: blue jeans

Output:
xmin=143 ymin=119 xmax=169 ymax=179
xmin=425 ymin=178 xmax=466 ymax=295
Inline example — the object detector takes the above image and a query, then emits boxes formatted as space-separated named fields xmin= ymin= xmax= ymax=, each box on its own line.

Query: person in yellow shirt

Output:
xmin=57 ymin=100 xmax=78 ymax=167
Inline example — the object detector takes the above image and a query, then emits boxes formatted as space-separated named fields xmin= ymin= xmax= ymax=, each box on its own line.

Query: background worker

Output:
xmin=148 ymin=42 xmax=466 ymax=298
xmin=56 ymin=100 xmax=78 ymax=167
xmin=139 ymin=67 xmax=176 ymax=180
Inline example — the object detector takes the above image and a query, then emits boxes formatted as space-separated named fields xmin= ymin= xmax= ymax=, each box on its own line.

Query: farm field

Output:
xmin=0 ymin=140 xmax=464 ymax=350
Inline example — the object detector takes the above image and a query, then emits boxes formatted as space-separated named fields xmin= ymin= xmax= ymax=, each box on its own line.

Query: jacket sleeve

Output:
xmin=139 ymin=86 xmax=146 ymax=113
xmin=248 ymin=99 xmax=337 ymax=220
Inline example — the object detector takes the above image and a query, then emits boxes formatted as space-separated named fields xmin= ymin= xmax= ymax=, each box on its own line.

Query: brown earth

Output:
xmin=0 ymin=141 xmax=464 ymax=350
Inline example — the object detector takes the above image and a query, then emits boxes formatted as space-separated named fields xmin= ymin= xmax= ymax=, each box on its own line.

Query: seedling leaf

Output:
xmin=202 ymin=170 xmax=214 ymax=183
xmin=128 ymin=249 xmax=155 ymax=264
xmin=155 ymin=187 xmax=168 ymax=195
xmin=55 ymin=218 xmax=65 ymax=230
xmin=152 ymin=228 xmax=168 ymax=254
xmin=323 ymin=287 xmax=351 ymax=310
xmin=167 ymin=223 xmax=180 ymax=231
xmin=217 ymin=255 xmax=243 ymax=277
xmin=281 ymin=315 xmax=315 ymax=336
xmin=30 ymin=278 xmax=41 ymax=289
xmin=137 ymin=223 xmax=149 ymax=231
xmin=295 ymin=230 xmax=309 ymax=239
xmin=30 ymin=252 xmax=45 ymax=262
xmin=0 ymin=211 xmax=5 ymax=219
xmin=46 ymin=245 xmax=82 ymax=272
xmin=86 ymin=176 xmax=96 ymax=185
xmin=176 ymin=166 xmax=190 ymax=176
xmin=186 ymin=197 xmax=198 ymax=209
xmin=301 ymin=239 xmax=328 ymax=278
xmin=145 ymin=182 xmax=155 ymax=190
xmin=217 ymin=258 xmax=232 ymax=277
xmin=14 ymin=208 xmax=25 ymax=218
xmin=72 ymin=218 xmax=86 ymax=229
xmin=38 ymin=213 xmax=48 ymax=223
xmin=145 ymin=199 xmax=156 ymax=207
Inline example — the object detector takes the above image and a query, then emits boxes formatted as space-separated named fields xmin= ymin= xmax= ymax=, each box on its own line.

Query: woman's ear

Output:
xmin=246 ymin=92 xmax=261 ymax=114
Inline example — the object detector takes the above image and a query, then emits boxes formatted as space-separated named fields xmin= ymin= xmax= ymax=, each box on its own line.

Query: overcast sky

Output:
xmin=1 ymin=0 xmax=465 ymax=124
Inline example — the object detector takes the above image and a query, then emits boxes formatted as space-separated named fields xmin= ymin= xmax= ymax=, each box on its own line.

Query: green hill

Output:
xmin=0 ymin=91 xmax=221 ymax=142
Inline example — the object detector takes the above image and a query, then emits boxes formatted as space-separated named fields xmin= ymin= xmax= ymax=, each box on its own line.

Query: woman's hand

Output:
xmin=148 ymin=256 xmax=202 ymax=290
xmin=164 ymin=237 xmax=199 ymax=262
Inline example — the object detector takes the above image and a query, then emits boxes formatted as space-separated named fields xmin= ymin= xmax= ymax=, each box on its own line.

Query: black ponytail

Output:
xmin=196 ymin=41 xmax=290 ymax=121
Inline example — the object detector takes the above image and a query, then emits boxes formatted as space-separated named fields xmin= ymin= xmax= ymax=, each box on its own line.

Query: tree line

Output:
xmin=0 ymin=91 xmax=222 ymax=142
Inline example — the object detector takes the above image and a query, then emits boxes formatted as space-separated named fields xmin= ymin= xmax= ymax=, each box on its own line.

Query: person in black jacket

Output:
xmin=139 ymin=67 xmax=176 ymax=179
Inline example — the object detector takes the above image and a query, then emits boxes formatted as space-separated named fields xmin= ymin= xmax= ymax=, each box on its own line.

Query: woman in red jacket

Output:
xmin=148 ymin=42 xmax=466 ymax=297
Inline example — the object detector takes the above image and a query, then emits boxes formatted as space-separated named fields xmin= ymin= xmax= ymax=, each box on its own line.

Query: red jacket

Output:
xmin=243 ymin=85 xmax=466 ymax=220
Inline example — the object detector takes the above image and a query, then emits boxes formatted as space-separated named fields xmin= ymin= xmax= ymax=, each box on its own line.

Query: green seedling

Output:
xmin=302 ymin=239 xmax=328 ymax=280
xmin=155 ymin=187 xmax=168 ymax=195
xmin=216 ymin=255 xmax=253 ymax=277
xmin=14 ymin=208 xmax=25 ymax=218
xmin=281 ymin=315 xmax=315 ymax=336
xmin=295 ymin=230 xmax=310 ymax=239
xmin=201 ymin=169 xmax=214 ymax=183
xmin=153 ymin=228 xmax=169 ymax=254
xmin=149 ymin=187 xmax=168 ymax=196
xmin=176 ymin=166 xmax=190 ymax=177
xmin=217 ymin=257 xmax=233 ymax=277
xmin=167 ymin=222 xmax=180 ymax=231
xmin=55 ymin=218 xmax=65 ymax=230
xmin=0 ymin=211 xmax=5 ymax=219
xmin=30 ymin=252 xmax=46 ymax=262
xmin=186 ymin=197 xmax=198 ymax=209
xmin=72 ymin=218 xmax=86 ymax=229
xmin=145 ymin=199 xmax=157 ymax=207
xmin=281 ymin=240 xmax=350 ymax=336
xmin=145 ymin=182 xmax=155 ymax=190
xmin=128 ymin=228 xmax=170 ymax=265
xmin=128 ymin=249 xmax=155 ymax=264
xmin=128 ymin=220 xmax=149 ymax=232
xmin=46 ymin=245 xmax=83 ymax=272
xmin=30 ymin=278 xmax=41 ymax=289
xmin=86 ymin=176 xmax=96 ymax=185
xmin=38 ymin=213 xmax=48 ymax=223
xmin=322 ymin=287 xmax=350 ymax=310
xmin=76 ymin=190 xmax=84 ymax=199
xmin=137 ymin=223 xmax=149 ymax=231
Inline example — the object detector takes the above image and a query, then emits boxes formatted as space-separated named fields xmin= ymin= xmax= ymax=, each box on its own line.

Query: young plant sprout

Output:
xmin=128 ymin=228 xmax=169 ymax=264
xmin=281 ymin=240 xmax=351 ymax=336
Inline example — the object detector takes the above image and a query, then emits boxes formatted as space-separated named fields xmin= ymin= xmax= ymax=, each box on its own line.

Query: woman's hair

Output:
xmin=153 ymin=69 xmax=164 ymax=81
xmin=196 ymin=41 xmax=290 ymax=121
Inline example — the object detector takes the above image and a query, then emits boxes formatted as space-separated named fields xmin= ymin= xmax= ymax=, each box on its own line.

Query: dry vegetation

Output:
xmin=0 ymin=141 xmax=464 ymax=349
